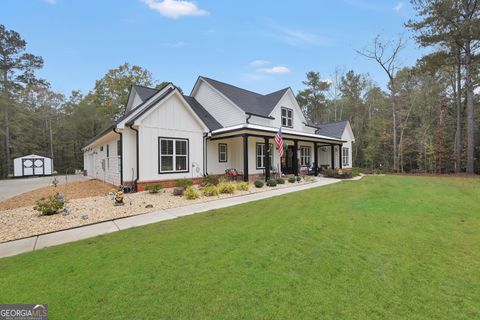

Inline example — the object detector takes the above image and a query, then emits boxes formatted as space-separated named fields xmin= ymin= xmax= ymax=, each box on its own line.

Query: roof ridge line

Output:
xmin=201 ymin=76 xmax=264 ymax=96
xmin=133 ymin=84 xmax=159 ymax=91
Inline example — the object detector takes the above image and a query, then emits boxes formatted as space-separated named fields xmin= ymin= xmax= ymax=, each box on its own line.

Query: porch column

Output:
xmin=243 ymin=134 xmax=249 ymax=181
xmin=339 ymin=144 xmax=343 ymax=169
xmin=314 ymin=142 xmax=318 ymax=175
xmin=330 ymin=144 xmax=335 ymax=169
xmin=293 ymin=140 xmax=298 ymax=176
xmin=264 ymin=137 xmax=270 ymax=181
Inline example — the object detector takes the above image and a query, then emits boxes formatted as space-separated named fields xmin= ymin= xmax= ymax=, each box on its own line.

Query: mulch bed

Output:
xmin=0 ymin=179 xmax=115 ymax=211
xmin=0 ymin=180 xmax=315 ymax=243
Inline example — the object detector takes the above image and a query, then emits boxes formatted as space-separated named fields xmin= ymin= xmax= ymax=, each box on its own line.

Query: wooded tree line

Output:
xmin=297 ymin=0 xmax=479 ymax=173
xmin=0 ymin=23 xmax=165 ymax=177
xmin=0 ymin=0 xmax=478 ymax=178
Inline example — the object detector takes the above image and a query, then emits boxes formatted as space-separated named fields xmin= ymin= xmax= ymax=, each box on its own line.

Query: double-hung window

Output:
xmin=218 ymin=143 xmax=227 ymax=162
xmin=342 ymin=147 xmax=349 ymax=166
xmin=281 ymin=107 xmax=293 ymax=127
xmin=159 ymin=137 xmax=188 ymax=173
xmin=300 ymin=147 xmax=311 ymax=166
xmin=256 ymin=143 xmax=273 ymax=169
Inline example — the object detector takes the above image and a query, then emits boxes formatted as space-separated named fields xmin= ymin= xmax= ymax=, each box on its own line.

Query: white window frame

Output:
xmin=158 ymin=137 xmax=189 ymax=173
xmin=281 ymin=107 xmax=293 ymax=128
xmin=300 ymin=146 xmax=311 ymax=166
xmin=342 ymin=147 xmax=349 ymax=166
xmin=218 ymin=143 xmax=227 ymax=162
xmin=256 ymin=143 xmax=273 ymax=169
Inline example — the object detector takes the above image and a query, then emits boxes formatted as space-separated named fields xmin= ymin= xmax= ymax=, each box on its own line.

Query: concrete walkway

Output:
xmin=0 ymin=178 xmax=343 ymax=259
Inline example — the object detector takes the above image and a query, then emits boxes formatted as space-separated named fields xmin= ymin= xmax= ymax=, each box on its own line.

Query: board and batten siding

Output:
xmin=206 ymin=137 xmax=243 ymax=175
xmin=136 ymin=93 xmax=206 ymax=182
xmin=193 ymin=80 xmax=245 ymax=127
xmin=249 ymin=90 xmax=317 ymax=134
xmin=121 ymin=127 xmax=138 ymax=183
xmin=84 ymin=137 xmax=121 ymax=186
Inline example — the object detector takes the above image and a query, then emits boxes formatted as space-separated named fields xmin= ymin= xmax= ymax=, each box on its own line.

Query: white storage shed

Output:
xmin=13 ymin=154 xmax=53 ymax=177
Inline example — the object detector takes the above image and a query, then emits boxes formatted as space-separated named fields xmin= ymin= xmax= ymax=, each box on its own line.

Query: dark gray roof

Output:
xmin=183 ymin=95 xmax=223 ymax=131
xmin=315 ymin=120 xmax=349 ymax=139
xmin=133 ymin=84 xmax=158 ymax=101
xmin=201 ymin=77 xmax=289 ymax=117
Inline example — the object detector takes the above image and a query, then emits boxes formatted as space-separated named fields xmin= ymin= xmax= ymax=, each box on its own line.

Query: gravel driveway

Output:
xmin=0 ymin=175 xmax=90 ymax=201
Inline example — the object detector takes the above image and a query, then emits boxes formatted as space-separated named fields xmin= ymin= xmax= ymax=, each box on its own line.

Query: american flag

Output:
xmin=274 ymin=127 xmax=284 ymax=157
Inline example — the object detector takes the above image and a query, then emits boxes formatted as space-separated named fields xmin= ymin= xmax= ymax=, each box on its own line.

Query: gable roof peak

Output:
xmin=198 ymin=76 xmax=290 ymax=117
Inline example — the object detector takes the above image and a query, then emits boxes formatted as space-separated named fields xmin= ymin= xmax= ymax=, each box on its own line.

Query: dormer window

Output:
xmin=281 ymin=107 xmax=293 ymax=128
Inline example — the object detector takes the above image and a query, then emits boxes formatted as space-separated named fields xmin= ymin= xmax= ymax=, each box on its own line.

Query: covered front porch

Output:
xmin=206 ymin=124 xmax=346 ymax=182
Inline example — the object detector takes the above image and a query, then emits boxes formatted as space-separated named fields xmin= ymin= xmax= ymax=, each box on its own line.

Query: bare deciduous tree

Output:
xmin=356 ymin=35 xmax=406 ymax=172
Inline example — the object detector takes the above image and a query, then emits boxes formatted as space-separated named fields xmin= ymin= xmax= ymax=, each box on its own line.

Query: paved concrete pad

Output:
xmin=0 ymin=237 xmax=37 ymax=258
xmin=0 ymin=174 xmax=90 ymax=201
xmin=114 ymin=211 xmax=177 ymax=230
xmin=35 ymin=221 xmax=119 ymax=250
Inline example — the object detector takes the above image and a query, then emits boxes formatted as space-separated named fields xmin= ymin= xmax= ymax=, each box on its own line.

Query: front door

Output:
xmin=281 ymin=146 xmax=295 ymax=174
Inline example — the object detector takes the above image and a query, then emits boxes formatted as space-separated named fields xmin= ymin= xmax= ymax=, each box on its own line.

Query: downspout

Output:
xmin=246 ymin=114 xmax=252 ymax=124
xmin=113 ymin=128 xmax=123 ymax=185
xmin=203 ymin=133 xmax=209 ymax=176
xmin=128 ymin=124 xmax=139 ymax=191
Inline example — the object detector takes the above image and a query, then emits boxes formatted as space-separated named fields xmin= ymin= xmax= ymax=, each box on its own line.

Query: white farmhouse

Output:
xmin=83 ymin=77 xmax=355 ymax=190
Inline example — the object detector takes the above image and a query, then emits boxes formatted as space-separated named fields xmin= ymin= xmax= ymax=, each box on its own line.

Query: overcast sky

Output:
xmin=2 ymin=0 xmax=428 ymax=96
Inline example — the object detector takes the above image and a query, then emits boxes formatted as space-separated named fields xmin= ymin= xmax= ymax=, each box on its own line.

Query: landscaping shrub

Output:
xmin=184 ymin=186 xmax=200 ymax=200
xmin=351 ymin=167 xmax=361 ymax=177
xmin=202 ymin=185 xmax=219 ymax=197
xmin=296 ymin=176 xmax=302 ymax=182
xmin=218 ymin=182 xmax=236 ymax=194
xmin=175 ymin=179 xmax=193 ymax=189
xmin=288 ymin=177 xmax=296 ymax=183
xmin=304 ymin=176 xmax=315 ymax=183
xmin=266 ymin=179 xmax=277 ymax=187
xmin=145 ymin=184 xmax=164 ymax=194
xmin=202 ymin=175 xmax=220 ymax=186
xmin=254 ymin=180 xmax=264 ymax=188
xmin=236 ymin=181 xmax=250 ymax=191
xmin=35 ymin=193 xmax=66 ymax=215
xmin=276 ymin=178 xmax=285 ymax=184
xmin=340 ymin=171 xmax=353 ymax=179
xmin=323 ymin=169 xmax=334 ymax=177
xmin=323 ymin=168 xmax=352 ymax=179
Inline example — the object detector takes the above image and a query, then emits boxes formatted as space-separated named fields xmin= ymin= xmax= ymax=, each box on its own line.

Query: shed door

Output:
xmin=22 ymin=158 xmax=45 ymax=176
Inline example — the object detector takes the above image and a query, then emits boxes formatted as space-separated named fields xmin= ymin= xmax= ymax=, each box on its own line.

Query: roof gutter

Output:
xmin=245 ymin=112 xmax=275 ymax=120
xmin=303 ymin=122 xmax=322 ymax=129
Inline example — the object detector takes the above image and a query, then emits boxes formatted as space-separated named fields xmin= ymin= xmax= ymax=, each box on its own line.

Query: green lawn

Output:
xmin=1 ymin=176 xmax=479 ymax=319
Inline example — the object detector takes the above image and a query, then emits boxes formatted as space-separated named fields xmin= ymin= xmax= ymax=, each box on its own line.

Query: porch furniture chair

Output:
xmin=307 ymin=164 xmax=316 ymax=175
xmin=225 ymin=168 xmax=239 ymax=181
